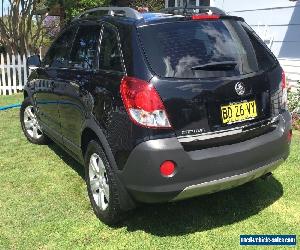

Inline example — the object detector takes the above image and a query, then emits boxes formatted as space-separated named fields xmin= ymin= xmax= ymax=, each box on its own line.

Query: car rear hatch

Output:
xmin=137 ymin=16 xmax=281 ymax=150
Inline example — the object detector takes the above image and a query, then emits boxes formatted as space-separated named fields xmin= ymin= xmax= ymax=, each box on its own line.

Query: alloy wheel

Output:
xmin=89 ymin=153 xmax=110 ymax=211
xmin=23 ymin=106 xmax=43 ymax=140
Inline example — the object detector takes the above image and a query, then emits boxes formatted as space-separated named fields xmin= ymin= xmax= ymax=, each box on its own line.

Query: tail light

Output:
xmin=281 ymin=70 xmax=288 ymax=109
xmin=120 ymin=76 xmax=172 ymax=129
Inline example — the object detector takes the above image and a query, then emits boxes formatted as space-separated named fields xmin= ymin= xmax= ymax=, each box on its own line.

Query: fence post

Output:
xmin=0 ymin=54 xmax=6 ymax=95
xmin=0 ymin=53 xmax=2 ymax=95
xmin=6 ymin=54 xmax=12 ymax=95
xmin=17 ymin=54 xmax=23 ymax=91
xmin=23 ymin=54 xmax=27 ymax=87
xmin=12 ymin=54 xmax=17 ymax=94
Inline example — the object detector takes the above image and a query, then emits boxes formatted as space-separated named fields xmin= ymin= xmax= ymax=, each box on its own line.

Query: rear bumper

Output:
xmin=120 ymin=111 xmax=291 ymax=203
xmin=172 ymin=158 xmax=284 ymax=201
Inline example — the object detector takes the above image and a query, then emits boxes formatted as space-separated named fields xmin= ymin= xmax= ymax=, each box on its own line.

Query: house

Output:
xmin=165 ymin=0 xmax=300 ymax=89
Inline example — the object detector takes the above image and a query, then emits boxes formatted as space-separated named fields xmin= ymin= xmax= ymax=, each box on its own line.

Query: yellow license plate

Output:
xmin=221 ymin=100 xmax=257 ymax=124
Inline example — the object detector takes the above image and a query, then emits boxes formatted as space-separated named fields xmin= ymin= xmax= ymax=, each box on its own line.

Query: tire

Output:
xmin=85 ymin=140 xmax=124 ymax=225
xmin=20 ymin=97 xmax=49 ymax=145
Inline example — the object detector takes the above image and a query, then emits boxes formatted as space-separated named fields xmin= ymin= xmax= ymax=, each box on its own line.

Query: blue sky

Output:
xmin=0 ymin=0 xmax=10 ymax=16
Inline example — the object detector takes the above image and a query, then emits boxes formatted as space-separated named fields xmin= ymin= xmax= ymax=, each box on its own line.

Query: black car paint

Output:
xmin=29 ymin=17 xmax=282 ymax=164
xmin=23 ymin=15 xmax=290 ymax=206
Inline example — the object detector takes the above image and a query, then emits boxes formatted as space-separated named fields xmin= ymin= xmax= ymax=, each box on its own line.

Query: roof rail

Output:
xmin=74 ymin=7 xmax=144 ymax=21
xmin=161 ymin=6 xmax=226 ymax=15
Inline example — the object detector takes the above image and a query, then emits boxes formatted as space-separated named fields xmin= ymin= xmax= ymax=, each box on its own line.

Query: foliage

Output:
xmin=46 ymin=0 xmax=110 ymax=21
xmin=0 ymin=0 xmax=50 ymax=54
xmin=113 ymin=0 xmax=165 ymax=11
xmin=46 ymin=0 xmax=165 ymax=22
xmin=0 ymin=0 xmax=164 ymax=54
xmin=292 ymin=113 xmax=300 ymax=130
xmin=129 ymin=0 xmax=165 ymax=11
xmin=288 ymin=81 xmax=300 ymax=130
xmin=288 ymin=81 xmax=300 ymax=113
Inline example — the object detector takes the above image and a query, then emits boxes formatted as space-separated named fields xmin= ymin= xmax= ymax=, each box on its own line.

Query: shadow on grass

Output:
xmin=123 ymin=177 xmax=283 ymax=236
xmin=48 ymin=142 xmax=283 ymax=236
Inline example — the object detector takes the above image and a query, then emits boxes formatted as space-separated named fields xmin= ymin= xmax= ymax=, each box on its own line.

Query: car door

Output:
xmin=90 ymin=23 xmax=126 ymax=147
xmin=34 ymin=25 xmax=78 ymax=143
xmin=58 ymin=24 xmax=102 ymax=156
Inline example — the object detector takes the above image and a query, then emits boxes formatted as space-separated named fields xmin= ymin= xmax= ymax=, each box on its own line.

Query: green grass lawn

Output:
xmin=0 ymin=94 xmax=299 ymax=250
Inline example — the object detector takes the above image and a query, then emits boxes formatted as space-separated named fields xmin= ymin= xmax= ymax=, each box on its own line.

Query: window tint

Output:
xmin=70 ymin=25 xmax=101 ymax=70
xmin=99 ymin=26 xmax=123 ymax=72
xmin=43 ymin=26 xmax=77 ymax=68
xmin=138 ymin=20 xmax=261 ymax=78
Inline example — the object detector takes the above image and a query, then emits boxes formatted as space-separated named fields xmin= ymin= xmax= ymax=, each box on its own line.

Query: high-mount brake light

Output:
xmin=120 ymin=76 xmax=172 ymax=129
xmin=192 ymin=14 xmax=220 ymax=20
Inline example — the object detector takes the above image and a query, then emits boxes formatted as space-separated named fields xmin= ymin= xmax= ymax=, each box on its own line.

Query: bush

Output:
xmin=288 ymin=82 xmax=300 ymax=112
xmin=292 ymin=113 xmax=300 ymax=130
xmin=288 ymin=80 xmax=300 ymax=130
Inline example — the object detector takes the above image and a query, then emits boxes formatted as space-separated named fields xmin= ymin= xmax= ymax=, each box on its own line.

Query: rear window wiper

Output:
xmin=191 ymin=61 xmax=237 ymax=71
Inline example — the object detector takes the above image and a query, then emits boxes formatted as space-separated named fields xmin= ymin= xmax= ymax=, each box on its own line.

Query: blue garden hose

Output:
xmin=0 ymin=104 xmax=21 ymax=111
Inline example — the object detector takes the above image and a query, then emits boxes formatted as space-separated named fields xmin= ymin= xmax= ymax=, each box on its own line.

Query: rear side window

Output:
xmin=243 ymin=26 xmax=278 ymax=71
xmin=138 ymin=20 xmax=275 ymax=79
xmin=99 ymin=26 xmax=123 ymax=72
xmin=70 ymin=25 xmax=101 ymax=70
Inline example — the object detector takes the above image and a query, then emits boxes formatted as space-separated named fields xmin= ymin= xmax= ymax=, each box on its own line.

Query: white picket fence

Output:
xmin=0 ymin=53 xmax=29 ymax=96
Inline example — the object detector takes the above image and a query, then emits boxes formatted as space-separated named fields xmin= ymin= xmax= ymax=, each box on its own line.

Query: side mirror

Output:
xmin=27 ymin=55 xmax=41 ymax=69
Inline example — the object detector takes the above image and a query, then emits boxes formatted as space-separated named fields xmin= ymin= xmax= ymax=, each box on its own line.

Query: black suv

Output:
xmin=21 ymin=6 xmax=292 ymax=224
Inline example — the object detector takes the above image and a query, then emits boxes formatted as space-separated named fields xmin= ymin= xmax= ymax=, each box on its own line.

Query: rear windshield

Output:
xmin=138 ymin=20 xmax=277 ymax=79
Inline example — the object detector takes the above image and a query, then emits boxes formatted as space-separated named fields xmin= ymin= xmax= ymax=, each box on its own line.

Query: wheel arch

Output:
xmin=80 ymin=119 xmax=136 ymax=211
xmin=81 ymin=127 xmax=100 ymax=157
xmin=81 ymin=119 xmax=118 ymax=172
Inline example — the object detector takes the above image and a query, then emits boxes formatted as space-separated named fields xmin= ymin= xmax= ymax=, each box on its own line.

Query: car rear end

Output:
xmin=118 ymin=12 xmax=292 ymax=203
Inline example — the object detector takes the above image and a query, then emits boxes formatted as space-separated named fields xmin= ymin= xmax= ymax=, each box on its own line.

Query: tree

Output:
xmin=0 ymin=0 xmax=109 ymax=54
xmin=112 ymin=0 xmax=165 ymax=11
xmin=0 ymin=0 xmax=164 ymax=54
xmin=0 ymin=0 xmax=49 ymax=54
xmin=46 ymin=0 xmax=109 ymax=24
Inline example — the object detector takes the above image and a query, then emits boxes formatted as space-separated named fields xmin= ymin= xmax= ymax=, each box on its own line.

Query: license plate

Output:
xmin=221 ymin=100 xmax=257 ymax=124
